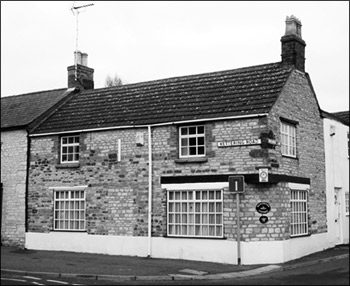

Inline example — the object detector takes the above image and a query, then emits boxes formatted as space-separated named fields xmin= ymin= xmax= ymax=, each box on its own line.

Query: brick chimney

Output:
xmin=68 ymin=51 xmax=94 ymax=90
xmin=281 ymin=15 xmax=306 ymax=72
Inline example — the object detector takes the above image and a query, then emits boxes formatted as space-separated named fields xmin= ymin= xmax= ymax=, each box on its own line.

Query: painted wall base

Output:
xmin=25 ymin=232 xmax=330 ymax=265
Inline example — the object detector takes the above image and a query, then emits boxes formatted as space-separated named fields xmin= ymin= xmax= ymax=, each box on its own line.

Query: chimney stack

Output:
xmin=68 ymin=51 xmax=94 ymax=90
xmin=281 ymin=15 xmax=306 ymax=72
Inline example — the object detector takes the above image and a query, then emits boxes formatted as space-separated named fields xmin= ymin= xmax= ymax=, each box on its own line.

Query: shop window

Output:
xmin=179 ymin=125 xmax=205 ymax=158
xmin=60 ymin=135 xmax=80 ymax=163
xmin=54 ymin=189 xmax=86 ymax=231
xmin=345 ymin=192 xmax=349 ymax=216
xmin=290 ymin=189 xmax=308 ymax=237
xmin=167 ymin=190 xmax=223 ymax=238
xmin=280 ymin=121 xmax=297 ymax=157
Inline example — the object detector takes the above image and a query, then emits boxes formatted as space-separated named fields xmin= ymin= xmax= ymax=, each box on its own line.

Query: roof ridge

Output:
xmin=83 ymin=62 xmax=286 ymax=94
xmin=1 ymin=87 xmax=67 ymax=99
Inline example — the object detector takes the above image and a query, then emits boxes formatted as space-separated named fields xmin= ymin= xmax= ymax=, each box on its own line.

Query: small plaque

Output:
xmin=259 ymin=216 xmax=268 ymax=224
xmin=256 ymin=202 xmax=271 ymax=214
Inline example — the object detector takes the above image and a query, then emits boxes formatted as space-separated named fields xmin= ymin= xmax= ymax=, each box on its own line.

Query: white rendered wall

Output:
xmin=26 ymin=232 xmax=330 ymax=265
xmin=323 ymin=118 xmax=349 ymax=246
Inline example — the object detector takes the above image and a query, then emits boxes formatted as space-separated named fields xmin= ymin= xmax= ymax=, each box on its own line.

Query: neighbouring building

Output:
xmin=23 ymin=16 xmax=330 ymax=265
xmin=322 ymin=110 xmax=349 ymax=246
xmin=1 ymin=88 xmax=77 ymax=247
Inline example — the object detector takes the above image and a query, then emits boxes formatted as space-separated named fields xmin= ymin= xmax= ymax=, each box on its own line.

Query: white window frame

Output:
xmin=61 ymin=135 xmax=80 ymax=163
xmin=280 ymin=121 xmax=297 ymax=157
xmin=290 ymin=189 xmax=308 ymax=237
xmin=167 ymin=189 xmax=223 ymax=238
xmin=179 ymin=125 xmax=205 ymax=158
xmin=52 ymin=187 xmax=86 ymax=231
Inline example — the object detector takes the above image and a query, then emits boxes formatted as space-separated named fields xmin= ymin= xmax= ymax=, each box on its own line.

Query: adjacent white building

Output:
xmin=322 ymin=110 xmax=349 ymax=246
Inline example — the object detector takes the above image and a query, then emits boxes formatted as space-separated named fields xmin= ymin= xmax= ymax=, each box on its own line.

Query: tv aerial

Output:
xmin=71 ymin=2 xmax=94 ymax=79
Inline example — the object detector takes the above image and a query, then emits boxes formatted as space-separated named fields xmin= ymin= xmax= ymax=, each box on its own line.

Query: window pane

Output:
xmin=198 ymin=146 xmax=205 ymax=155
xmin=197 ymin=126 xmax=204 ymax=134
xmin=181 ymin=128 xmax=188 ymax=135
xmin=198 ymin=137 xmax=204 ymax=145
xmin=181 ymin=138 xmax=188 ymax=147
xmin=189 ymin=137 xmax=196 ymax=146
xmin=189 ymin=127 xmax=196 ymax=134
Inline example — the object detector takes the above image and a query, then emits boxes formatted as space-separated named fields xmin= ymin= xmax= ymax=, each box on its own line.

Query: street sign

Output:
xmin=229 ymin=176 xmax=245 ymax=193
xmin=259 ymin=168 xmax=269 ymax=182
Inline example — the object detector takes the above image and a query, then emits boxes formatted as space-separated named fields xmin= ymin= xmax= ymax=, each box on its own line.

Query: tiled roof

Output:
xmin=33 ymin=62 xmax=293 ymax=134
xmin=1 ymin=88 xmax=71 ymax=130
xmin=331 ymin=111 xmax=349 ymax=126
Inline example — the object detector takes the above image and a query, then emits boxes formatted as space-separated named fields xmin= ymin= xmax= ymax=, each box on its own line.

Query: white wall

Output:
xmin=324 ymin=118 xmax=349 ymax=246
xmin=26 ymin=232 xmax=330 ymax=265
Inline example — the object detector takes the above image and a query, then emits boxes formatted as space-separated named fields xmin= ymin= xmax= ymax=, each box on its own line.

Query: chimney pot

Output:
xmin=74 ymin=51 xmax=82 ymax=65
xmin=285 ymin=15 xmax=302 ymax=38
xmin=81 ymin=53 xmax=88 ymax=66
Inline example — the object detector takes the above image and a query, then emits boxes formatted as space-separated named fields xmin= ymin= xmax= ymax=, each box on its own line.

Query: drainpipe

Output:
xmin=147 ymin=125 xmax=152 ymax=258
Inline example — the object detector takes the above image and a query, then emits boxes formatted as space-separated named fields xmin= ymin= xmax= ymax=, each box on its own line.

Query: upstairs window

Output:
xmin=179 ymin=126 xmax=205 ymax=158
xmin=280 ymin=121 xmax=296 ymax=157
xmin=61 ymin=135 xmax=80 ymax=163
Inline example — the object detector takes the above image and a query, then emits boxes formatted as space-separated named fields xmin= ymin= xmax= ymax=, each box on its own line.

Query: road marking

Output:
xmin=23 ymin=276 xmax=42 ymax=280
xmin=1 ymin=277 xmax=27 ymax=282
xmin=32 ymin=282 xmax=45 ymax=285
xmin=46 ymin=279 xmax=69 ymax=284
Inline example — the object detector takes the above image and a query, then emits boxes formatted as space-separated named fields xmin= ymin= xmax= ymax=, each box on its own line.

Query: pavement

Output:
xmin=1 ymin=244 xmax=349 ymax=282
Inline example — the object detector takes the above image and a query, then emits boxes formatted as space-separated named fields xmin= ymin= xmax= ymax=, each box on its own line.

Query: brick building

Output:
xmin=1 ymin=88 xmax=76 ymax=246
xmin=25 ymin=16 xmax=328 ymax=264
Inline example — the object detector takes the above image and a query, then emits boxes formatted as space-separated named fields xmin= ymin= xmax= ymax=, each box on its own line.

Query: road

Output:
xmin=1 ymin=256 xmax=349 ymax=285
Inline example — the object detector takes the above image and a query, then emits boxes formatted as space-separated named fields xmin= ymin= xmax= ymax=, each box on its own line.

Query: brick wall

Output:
xmin=28 ymin=69 xmax=326 ymax=242
xmin=269 ymin=70 xmax=327 ymax=234
xmin=1 ymin=130 xmax=27 ymax=247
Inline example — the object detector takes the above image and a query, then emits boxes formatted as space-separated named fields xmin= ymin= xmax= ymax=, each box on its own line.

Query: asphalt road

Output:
xmin=1 ymin=256 xmax=349 ymax=285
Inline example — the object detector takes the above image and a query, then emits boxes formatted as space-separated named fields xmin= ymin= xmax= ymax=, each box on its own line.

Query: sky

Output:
xmin=1 ymin=1 xmax=349 ymax=112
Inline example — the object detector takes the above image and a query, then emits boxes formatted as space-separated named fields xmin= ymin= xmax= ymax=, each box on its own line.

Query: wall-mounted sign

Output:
xmin=267 ymin=138 xmax=277 ymax=145
xmin=256 ymin=202 xmax=271 ymax=214
xmin=228 ymin=175 xmax=245 ymax=193
xmin=259 ymin=168 xmax=269 ymax=182
xmin=217 ymin=139 xmax=261 ymax=148
xmin=259 ymin=216 xmax=268 ymax=224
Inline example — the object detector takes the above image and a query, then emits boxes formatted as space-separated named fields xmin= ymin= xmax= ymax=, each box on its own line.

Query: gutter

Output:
xmin=29 ymin=113 xmax=268 ymax=137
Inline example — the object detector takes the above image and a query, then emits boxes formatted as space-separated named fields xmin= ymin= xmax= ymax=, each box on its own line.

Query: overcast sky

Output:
xmin=1 ymin=1 xmax=349 ymax=112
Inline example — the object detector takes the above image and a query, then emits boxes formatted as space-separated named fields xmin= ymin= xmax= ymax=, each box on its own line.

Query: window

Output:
xmin=54 ymin=189 xmax=86 ymax=231
xmin=61 ymin=135 xmax=80 ymax=163
xmin=345 ymin=192 xmax=349 ymax=215
xmin=167 ymin=190 xmax=223 ymax=238
xmin=179 ymin=126 xmax=205 ymax=158
xmin=290 ymin=189 xmax=308 ymax=237
xmin=280 ymin=121 xmax=296 ymax=157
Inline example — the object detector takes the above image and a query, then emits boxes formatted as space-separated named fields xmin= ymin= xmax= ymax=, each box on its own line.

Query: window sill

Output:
xmin=164 ymin=235 xmax=226 ymax=240
xmin=282 ymin=155 xmax=298 ymax=160
xmin=56 ymin=163 xmax=80 ymax=169
xmin=290 ymin=233 xmax=311 ymax=238
xmin=175 ymin=157 xmax=208 ymax=164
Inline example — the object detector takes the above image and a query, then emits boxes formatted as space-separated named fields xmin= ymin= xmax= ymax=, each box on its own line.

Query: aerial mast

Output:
xmin=71 ymin=2 xmax=94 ymax=80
